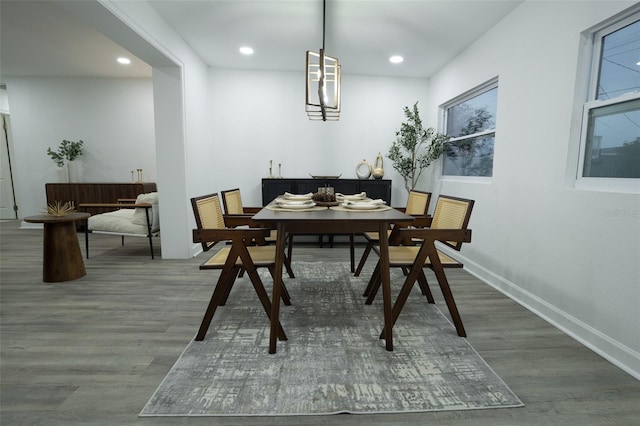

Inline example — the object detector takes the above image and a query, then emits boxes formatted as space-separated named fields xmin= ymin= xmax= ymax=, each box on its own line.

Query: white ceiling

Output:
xmin=0 ymin=0 xmax=523 ymax=80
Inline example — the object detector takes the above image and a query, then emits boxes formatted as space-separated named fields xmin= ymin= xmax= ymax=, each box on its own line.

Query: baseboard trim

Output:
xmin=20 ymin=221 xmax=42 ymax=229
xmin=442 ymin=248 xmax=640 ymax=381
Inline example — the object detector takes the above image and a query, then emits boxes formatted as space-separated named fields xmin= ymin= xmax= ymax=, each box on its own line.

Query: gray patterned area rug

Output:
xmin=140 ymin=261 xmax=523 ymax=417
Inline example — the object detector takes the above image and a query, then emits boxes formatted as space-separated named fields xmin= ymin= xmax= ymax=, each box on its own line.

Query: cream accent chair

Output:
xmin=80 ymin=192 xmax=160 ymax=259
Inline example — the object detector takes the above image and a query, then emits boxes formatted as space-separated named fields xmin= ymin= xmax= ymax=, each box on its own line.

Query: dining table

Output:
xmin=252 ymin=201 xmax=414 ymax=354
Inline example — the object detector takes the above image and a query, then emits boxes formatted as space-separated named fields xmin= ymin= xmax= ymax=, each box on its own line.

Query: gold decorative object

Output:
xmin=372 ymin=152 xmax=385 ymax=179
xmin=47 ymin=201 xmax=75 ymax=216
xmin=305 ymin=0 xmax=341 ymax=121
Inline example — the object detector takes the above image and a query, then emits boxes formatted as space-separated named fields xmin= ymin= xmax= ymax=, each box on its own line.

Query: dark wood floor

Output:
xmin=1 ymin=219 xmax=639 ymax=425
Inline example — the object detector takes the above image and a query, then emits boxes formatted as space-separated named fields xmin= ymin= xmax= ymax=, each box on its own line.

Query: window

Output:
xmin=442 ymin=79 xmax=498 ymax=177
xmin=578 ymin=13 xmax=640 ymax=181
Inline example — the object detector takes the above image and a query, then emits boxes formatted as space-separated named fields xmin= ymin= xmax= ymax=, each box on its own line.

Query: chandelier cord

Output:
xmin=305 ymin=0 xmax=339 ymax=121
xmin=322 ymin=0 xmax=326 ymax=51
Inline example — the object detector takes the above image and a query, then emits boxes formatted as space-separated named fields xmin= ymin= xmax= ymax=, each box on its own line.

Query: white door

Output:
xmin=0 ymin=114 xmax=17 ymax=219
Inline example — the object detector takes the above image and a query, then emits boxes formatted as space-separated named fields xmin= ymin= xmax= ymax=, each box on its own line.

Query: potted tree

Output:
xmin=387 ymin=102 xmax=448 ymax=192
xmin=47 ymin=139 xmax=84 ymax=182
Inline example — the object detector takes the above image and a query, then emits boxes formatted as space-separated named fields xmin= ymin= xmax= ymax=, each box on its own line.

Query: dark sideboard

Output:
xmin=46 ymin=182 xmax=157 ymax=216
xmin=261 ymin=178 xmax=391 ymax=205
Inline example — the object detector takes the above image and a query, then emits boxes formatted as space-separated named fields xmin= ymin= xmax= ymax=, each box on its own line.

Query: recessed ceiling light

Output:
xmin=389 ymin=55 xmax=404 ymax=64
xmin=117 ymin=57 xmax=131 ymax=65
xmin=636 ymin=61 xmax=640 ymax=66
xmin=239 ymin=46 xmax=254 ymax=55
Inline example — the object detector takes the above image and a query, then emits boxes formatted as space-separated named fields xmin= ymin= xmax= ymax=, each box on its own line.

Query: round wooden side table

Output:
xmin=24 ymin=212 xmax=90 ymax=282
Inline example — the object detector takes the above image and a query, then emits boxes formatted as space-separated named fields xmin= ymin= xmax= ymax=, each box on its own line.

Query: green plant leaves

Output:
xmin=387 ymin=102 xmax=449 ymax=192
xmin=46 ymin=139 xmax=83 ymax=166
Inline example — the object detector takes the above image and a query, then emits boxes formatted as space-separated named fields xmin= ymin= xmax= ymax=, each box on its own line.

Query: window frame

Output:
xmin=440 ymin=77 xmax=499 ymax=181
xmin=574 ymin=9 xmax=640 ymax=193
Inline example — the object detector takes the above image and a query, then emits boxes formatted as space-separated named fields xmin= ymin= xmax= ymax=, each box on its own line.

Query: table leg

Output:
xmin=269 ymin=222 xmax=286 ymax=354
xmin=42 ymin=221 xmax=86 ymax=282
xmin=378 ymin=221 xmax=393 ymax=351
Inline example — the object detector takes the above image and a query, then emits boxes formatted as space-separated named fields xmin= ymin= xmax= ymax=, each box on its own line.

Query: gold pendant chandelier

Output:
xmin=305 ymin=0 xmax=341 ymax=121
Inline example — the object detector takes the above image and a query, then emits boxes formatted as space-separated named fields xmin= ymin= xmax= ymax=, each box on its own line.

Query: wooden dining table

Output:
xmin=252 ymin=204 xmax=414 ymax=354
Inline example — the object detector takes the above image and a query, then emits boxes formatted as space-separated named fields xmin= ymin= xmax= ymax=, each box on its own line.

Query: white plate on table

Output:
xmin=342 ymin=200 xmax=386 ymax=210
xmin=276 ymin=199 xmax=314 ymax=205
xmin=282 ymin=192 xmax=313 ymax=201
xmin=275 ymin=201 xmax=316 ymax=209
xmin=337 ymin=192 xmax=367 ymax=201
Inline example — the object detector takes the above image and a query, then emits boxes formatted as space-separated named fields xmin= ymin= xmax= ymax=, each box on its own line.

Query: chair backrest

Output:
xmin=221 ymin=188 xmax=244 ymax=215
xmin=405 ymin=190 xmax=431 ymax=215
xmin=132 ymin=192 xmax=160 ymax=232
xmin=431 ymin=195 xmax=475 ymax=250
xmin=149 ymin=204 xmax=160 ymax=232
xmin=191 ymin=193 xmax=225 ymax=251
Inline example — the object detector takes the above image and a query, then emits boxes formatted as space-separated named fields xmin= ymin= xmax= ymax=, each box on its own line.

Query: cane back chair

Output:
xmin=190 ymin=193 xmax=290 ymax=342
xmin=363 ymin=194 xmax=474 ymax=339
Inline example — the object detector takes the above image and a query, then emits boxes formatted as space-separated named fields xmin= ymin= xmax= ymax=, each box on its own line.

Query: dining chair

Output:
xmin=221 ymin=188 xmax=295 ymax=278
xmin=353 ymin=190 xmax=432 ymax=276
xmin=190 ymin=193 xmax=289 ymax=342
xmin=363 ymin=194 xmax=474 ymax=338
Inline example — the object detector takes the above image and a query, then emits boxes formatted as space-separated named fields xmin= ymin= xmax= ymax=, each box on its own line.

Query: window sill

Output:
xmin=440 ymin=176 xmax=493 ymax=184
xmin=574 ymin=177 xmax=640 ymax=194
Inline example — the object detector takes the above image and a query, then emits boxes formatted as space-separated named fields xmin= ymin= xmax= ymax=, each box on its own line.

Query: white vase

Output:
xmin=356 ymin=159 xmax=372 ymax=179
xmin=67 ymin=160 xmax=78 ymax=182
xmin=56 ymin=166 xmax=68 ymax=183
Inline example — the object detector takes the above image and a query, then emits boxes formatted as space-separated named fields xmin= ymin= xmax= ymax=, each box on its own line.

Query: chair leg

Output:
xmin=364 ymin=261 xmax=382 ymax=304
xmin=367 ymin=266 xmax=434 ymax=306
xmin=432 ymin=266 xmax=466 ymax=337
xmin=147 ymin=233 xmax=155 ymax=260
xmin=380 ymin=270 xmax=415 ymax=339
xmin=85 ymin=228 xmax=90 ymax=259
xmin=354 ymin=242 xmax=373 ymax=277
xmin=287 ymin=234 xmax=294 ymax=263
xmin=244 ymin=266 xmax=287 ymax=341
xmin=280 ymin=281 xmax=292 ymax=306
xmin=268 ymin=265 xmax=291 ymax=306
xmin=349 ymin=233 xmax=355 ymax=272
xmin=284 ymin=253 xmax=295 ymax=279
xmin=219 ymin=266 xmax=241 ymax=306
xmin=195 ymin=267 xmax=239 ymax=341
xmin=279 ymin=234 xmax=295 ymax=278
xmin=416 ymin=270 xmax=435 ymax=303
xmin=379 ymin=264 xmax=424 ymax=339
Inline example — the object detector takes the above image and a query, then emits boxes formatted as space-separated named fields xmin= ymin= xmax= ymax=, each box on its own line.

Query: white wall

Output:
xmin=0 ymin=87 xmax=10 ymax=114
xmin=5 ymin=77 xmax=155 ymax=219
xmin=209 ymin=68 xmax=430 ymax=207
xmin=75 ymin=0 xmax=214 ymax=259
xmin=427 ymin=1 xmax=639 ymax=378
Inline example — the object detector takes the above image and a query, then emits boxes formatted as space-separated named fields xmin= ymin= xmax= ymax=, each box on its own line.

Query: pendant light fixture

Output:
xmin=305 ymin=0 xmax=341 ymax=121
